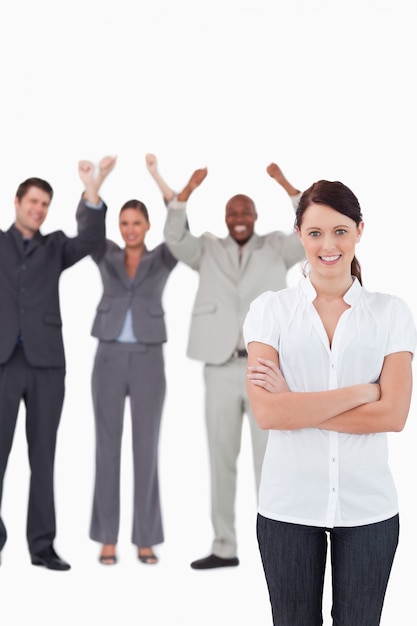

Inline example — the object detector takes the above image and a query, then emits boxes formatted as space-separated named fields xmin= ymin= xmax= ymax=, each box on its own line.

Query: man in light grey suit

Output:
xmin=147 ymin=156 xmax=305 ymax=569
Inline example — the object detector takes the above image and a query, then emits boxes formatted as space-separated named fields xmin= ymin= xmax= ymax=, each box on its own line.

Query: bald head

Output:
xmin=225 ymin=194 xmax=258 ymax=245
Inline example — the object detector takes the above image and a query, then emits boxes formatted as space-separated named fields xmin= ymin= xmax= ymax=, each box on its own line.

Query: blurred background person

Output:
xmin=88 ymin=160 xmax=177 ymax=565
xmin=147 ymin=154 xmax=304 ymax=569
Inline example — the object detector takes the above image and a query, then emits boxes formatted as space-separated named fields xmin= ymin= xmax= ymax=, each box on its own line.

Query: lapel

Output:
xmin=110 ymin=247 xmax=131 ymax=288
xmin=132 ymin=248 xmax=153 ymax=287
xmin=110 ymin=246 xmax=152 ymax=289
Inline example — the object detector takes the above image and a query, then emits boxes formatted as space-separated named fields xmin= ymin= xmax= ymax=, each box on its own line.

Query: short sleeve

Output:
xmin=386 ymin=297 xmax=417 ymax=357
xmin=243 ymin=290 xmax=280 ymax=350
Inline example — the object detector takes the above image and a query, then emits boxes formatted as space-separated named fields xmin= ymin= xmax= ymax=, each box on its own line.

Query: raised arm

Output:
xmin=247 ymin=343 xmax=413 ymax=434
xmin=78 ymin=155 xmax=117 ymax=204
xmin=95 ymin=155 xmax=117 ymax=190
xmin=246 ymin=342 xmax=382 ymax=432
xmin=163 ymin=168 xmax=208 ymax=269
xmin=177 ymin=167 xmax=208 ymax=201
xmin=145 ymin=153 xmax=175 ymax=203
xmin=266 ymin=162 xmax=301 ymax=198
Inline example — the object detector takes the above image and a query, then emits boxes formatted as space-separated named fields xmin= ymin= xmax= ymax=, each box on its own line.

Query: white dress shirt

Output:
xmin=243 ymin=277 xmax=417 ymax=527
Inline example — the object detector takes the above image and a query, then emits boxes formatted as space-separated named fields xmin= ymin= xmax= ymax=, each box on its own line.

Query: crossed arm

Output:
xmin=246 ymin=341 xmax=413 ymax=434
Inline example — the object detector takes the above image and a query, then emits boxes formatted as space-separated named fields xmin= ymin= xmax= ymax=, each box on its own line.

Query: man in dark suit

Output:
xmin=0 ymin=156 xmax=115 ymax=570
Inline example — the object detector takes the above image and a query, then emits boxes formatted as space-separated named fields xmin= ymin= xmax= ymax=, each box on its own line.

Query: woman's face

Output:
xmin=296 ymin=202 xmax=363 ymax=281
xmin=119 ymin=208 xmax=150 ymax=248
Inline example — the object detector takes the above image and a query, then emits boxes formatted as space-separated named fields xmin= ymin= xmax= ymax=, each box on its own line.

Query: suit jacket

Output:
xmin=0 ymin=198 xmax=107 ymax=367
xmin=163 ymin=200 xmax=305 ymax=365
xmin=90 ymin=240 xmax=177 ymax=343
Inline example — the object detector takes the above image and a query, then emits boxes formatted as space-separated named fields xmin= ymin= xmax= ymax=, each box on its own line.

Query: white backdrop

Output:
xmin=1 ymin=1 xmax=416 ymax=624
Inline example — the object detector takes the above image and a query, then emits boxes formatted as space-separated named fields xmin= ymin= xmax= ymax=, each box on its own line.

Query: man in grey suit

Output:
xmin=0 ymin=156 xmax=114 ymax=570
xmin=148 ymin=156 xmax=305 ymax=569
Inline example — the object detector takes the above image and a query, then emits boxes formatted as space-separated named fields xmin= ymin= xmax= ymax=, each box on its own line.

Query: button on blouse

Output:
xmin=243 ymin=277 xmax=417 ymax=527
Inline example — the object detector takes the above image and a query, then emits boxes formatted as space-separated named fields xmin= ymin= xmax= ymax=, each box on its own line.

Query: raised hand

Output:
xmin=145 ymin=153 xmax=158 ymax=176
xmin=266 ymin=162 xmax=285 ymax=185
xmin=177 ymin=167 xmax=208 ymax=202
xmin=266 ymin=162 xmax=300 ymax=197
xmin=98 ymin=155 xmax=117 ymax=179
xmin=145 ymin=153 xmax=175 ymax=202
xmin=79 ymin=155 xmax=116 ymax=204
xmin=189 ymin=168 xmax=208 ymax=190
xmin=78 ymin=160 xmax=96 ymax=186
xmin=96 ymin=155 xmax=117 ymax=187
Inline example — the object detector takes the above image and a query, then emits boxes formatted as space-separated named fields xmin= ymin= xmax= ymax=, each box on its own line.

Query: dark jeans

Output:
xmin=257 ymin=513 xmax=399 ymax=626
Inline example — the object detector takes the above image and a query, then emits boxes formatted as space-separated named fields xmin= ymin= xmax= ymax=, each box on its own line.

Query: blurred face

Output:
xmin=119 ymin=208 xmax=150 ymax=248
xmin=296 ymin=203 xmax=363 ymax=282
xmin=14 ymin=186 xmax=51 ymax=238
xmin=225 ymin=195 xmax=257 ymax=245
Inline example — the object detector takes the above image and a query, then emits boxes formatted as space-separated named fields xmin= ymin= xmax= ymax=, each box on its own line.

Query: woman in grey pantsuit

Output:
xmin=88 ymin=165 xmax=177 ymax=565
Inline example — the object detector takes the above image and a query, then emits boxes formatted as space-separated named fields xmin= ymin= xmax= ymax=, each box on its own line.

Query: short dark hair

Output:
xmin=15 ymin=177 xmax=54 ymax=202
xmin=119 ymin=199 xmax=149 ymax=222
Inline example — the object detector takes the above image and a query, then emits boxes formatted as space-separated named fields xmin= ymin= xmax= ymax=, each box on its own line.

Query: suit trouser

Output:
xmin=89 ymin=341 xmax=165 ymax=547
xmin=0 ymin=344 xmax=65 ymax=554
xmin=204 ymin=356 xmax=268 ymax=558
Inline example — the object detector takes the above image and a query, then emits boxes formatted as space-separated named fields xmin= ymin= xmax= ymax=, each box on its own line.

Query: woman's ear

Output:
xmin=356 ymin=221 xmax=364 ymax=243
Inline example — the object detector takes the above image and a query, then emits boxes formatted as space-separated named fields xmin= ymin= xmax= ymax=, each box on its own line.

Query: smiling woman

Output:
xmin=296 ymin=180 xmax=364 ymax=294
xmin=118 ymin=200 xmax=151 ymax=276
xmin=86 ymin=161 xmax=178 ymax=567
xmin=244 ymin=179 xmax=417 ymax=625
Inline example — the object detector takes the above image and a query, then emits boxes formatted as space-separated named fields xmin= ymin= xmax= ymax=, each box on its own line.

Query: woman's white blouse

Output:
xmin=243 ymin=277 xmax=417 ymax=527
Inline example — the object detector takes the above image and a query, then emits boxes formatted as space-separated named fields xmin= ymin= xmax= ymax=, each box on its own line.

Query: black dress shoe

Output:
xmin=190 ymin=553 xmax=239 ymax=570
xmin=31 ymin=546 xmax=71 ymax=571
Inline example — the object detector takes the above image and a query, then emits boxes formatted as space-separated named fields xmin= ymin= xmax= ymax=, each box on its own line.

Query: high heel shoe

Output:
xmin=138 ymin=548 xmax=158 ymax=564
xmin=99 ymin=544 xmax=117 ymax=565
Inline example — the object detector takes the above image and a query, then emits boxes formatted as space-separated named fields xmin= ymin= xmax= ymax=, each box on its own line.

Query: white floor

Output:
xmin=1 ymin=325 xmax=415 ymax=625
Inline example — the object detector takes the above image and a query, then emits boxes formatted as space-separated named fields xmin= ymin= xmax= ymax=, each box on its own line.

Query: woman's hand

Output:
xmin=247 ymin=357 xmax=289 ymax=393
xmin=98 ymin=155 xmax=117 ymax=179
